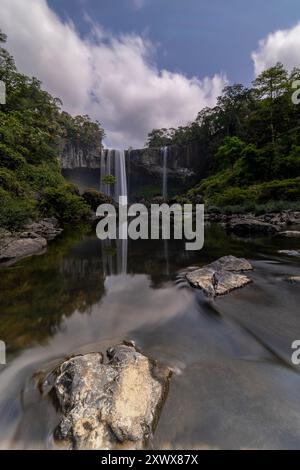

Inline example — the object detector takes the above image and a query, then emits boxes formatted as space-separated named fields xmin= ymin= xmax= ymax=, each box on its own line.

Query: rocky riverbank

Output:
xmin=0 ymin=218 xmax=63 ymax=265
xmin=205 ymin=210 xmax=300 ymax=235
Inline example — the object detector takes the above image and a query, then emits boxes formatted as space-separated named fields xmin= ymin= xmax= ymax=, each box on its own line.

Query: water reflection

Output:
xmin=0 ymin=224 xmax=299 ymax=449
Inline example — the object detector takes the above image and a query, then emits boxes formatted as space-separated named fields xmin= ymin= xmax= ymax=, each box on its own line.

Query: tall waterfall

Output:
xmin=100 ymin=149 xmax=128 ymax=275
xmin=162 ymin=146 xmax=168 ymax=200
xmin=100 ymin=149 xmax=127 ymax=202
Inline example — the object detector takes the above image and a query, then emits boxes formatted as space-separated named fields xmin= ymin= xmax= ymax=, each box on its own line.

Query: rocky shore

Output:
xmin=206 ymin=210 xmax=300 ymax=235
xmin=0 ymin=218 xmax=63 ymax=265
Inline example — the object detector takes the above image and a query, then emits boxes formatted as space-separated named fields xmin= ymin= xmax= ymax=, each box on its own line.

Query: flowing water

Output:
xmin=100 ymin=149 xmax=127 ymax=202
xmin=0 ymin=224 xmax=300 ymax=449
xmin=162 ymin=146 xmax=168 ymax=200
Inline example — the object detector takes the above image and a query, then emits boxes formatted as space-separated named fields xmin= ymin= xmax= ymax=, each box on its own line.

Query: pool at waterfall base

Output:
xmin=0 ymin=223 xmax=300 ymax=449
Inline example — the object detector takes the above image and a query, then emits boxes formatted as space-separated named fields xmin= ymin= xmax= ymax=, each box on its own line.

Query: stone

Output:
xmin=278 ymin=250 xmax=300 ymax=258
xmin=39 ymin=344 xmax=171 ymax=450
xmin=186 ymin=255 xmax=253 ymax=297
xmin=23 ymin=218 xmax=62 ymax=241
xmin=288 ymin=276 xmax=300 ymax=284
xmin=279 ymin=231 xmax=300 ymax=238
xmin=0 ymin=237 xmax=47 ymax=263
xmin=228 ymin=218 xmax=278 ymax=235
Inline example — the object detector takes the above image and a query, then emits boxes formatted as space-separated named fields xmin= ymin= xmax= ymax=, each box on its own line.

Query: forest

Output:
xmin=147 ymin=64 xmax=300 ymax=212
xmin=0 ymin=31 xmax=104 ymax=231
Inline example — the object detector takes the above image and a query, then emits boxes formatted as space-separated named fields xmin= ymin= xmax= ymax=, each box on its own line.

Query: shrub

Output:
xmin=0 ymin=188 xmax=35 ymax=231
xmin=39 ymin=186 xmax=90 ymax=222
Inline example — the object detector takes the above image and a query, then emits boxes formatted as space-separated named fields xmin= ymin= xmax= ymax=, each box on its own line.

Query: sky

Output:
xmin=1 ymin=0 xmax=300 ymax=148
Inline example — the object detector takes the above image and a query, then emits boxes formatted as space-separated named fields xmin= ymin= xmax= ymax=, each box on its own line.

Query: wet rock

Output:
xmin=186 ymin=255 xmax=253 ymax=297
xmin=39 ymin=344 xmax=171 ymax=450
xmin=279 ymin=231 xmax=300 ymax=238
xmin=228 ymin=218 xmax=278 ymax=236
xmin=278 ymin=250 xmax=300 ymax=258
xmin=0 ymin=236 xmax=47 ymax=263
xmin=288 ymin=276 xmax=300 ymax=284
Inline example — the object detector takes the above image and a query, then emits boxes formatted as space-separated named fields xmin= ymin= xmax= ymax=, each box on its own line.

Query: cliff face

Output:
xmin=60 ymin=141 xmax=209 ymax=198
xmin=59 ymin=140 xmax=102 ymax=169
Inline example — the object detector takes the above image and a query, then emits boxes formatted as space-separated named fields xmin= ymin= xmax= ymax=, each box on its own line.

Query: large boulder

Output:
xmin=39 ymin=343 xmax=171 ymax=450
xmin=228 ymin=218 xmax=278 ymax=236
xmin=0 ymin=236 xmax=47 ymax=263
xmin=186 ymin=255 xmax=253 ymax=297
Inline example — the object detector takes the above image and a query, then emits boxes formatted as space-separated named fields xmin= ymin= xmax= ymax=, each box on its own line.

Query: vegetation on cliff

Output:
xmin=0 ymin=31 xmax=104 ymax=230
xmin=147 ymin=64 xmax=300 ymax=211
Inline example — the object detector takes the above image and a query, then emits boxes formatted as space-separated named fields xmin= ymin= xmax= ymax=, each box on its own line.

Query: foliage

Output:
xmin=0 ymin=31 xmax=105 ymax=230
xmin=147 ymin=63 xmax=300 ymax=210
xmin=102 ymin=174 xmax=116 ymax=185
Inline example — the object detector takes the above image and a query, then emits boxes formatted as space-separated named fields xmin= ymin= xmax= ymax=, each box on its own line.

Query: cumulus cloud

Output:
xmin=252 ymin=22 xmax=300 ymax=76
xmin=0 ymin=0 xmax=227 ymax=148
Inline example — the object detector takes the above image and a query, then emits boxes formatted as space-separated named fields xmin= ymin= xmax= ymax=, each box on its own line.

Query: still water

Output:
xmin=0 ymin=224 xmax=300 ymax=449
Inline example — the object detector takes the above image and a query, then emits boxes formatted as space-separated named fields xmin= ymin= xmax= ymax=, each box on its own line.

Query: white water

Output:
xmin=100 ymin=149 xmax=127 ymax=202
xmin=162 ymin=146 xmax=168 ymax=199
xmin=100 ymin=149 xmax=128 ymax=274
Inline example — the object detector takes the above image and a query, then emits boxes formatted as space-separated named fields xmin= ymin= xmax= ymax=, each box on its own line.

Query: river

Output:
xmin=0 ymin=223 xmax=299 ymax=449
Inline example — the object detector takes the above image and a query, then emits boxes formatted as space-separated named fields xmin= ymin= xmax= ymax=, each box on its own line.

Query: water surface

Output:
xmin=0 ymin=224 xmax=300 ymax=449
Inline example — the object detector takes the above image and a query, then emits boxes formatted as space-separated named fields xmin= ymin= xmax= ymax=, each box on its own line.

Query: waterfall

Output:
xmin=162 ymin=146 xmax=168 ymax=199
xmin=100 ymin=149 xmax=127 ymax=202
xmin=100 ymin=149 xmax=128 ymax=275
xmin=114 ymin=150 xmax=128 ymax=201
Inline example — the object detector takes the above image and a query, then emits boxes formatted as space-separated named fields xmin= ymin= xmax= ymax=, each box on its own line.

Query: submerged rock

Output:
xmin=39 ymin=343 xmax=171 ymax=450
xmin=228 ymin=218 xmax=278 ymax=236
xmin=186 ymin=255 xmax=253 ymax=297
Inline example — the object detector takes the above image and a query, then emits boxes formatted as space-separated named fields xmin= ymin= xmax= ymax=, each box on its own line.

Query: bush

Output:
xmin=0 ymin=168 xmax=23 ymax=195
xmin=0 ymin=188 xmax=35 ymax=230
xmin=39 ymin=186 xmax=90 ymax=222
xmin=82 ymin=189 xmax=115 ymax=211
xmin=0 ymin=144 xmax=26 ymax=170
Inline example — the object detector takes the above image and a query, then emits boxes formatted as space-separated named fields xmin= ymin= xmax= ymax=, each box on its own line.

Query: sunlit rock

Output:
xmin=186 ymin=255 xmax=253 ymax=297
xmin=39 ymin=343 xmax=171 ymax=450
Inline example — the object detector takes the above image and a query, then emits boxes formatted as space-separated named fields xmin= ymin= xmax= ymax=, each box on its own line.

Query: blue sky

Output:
xmin=48 ymin=0 xmax=300 ymax=84
xmin=2 ymin=0 xmax=300 ymax=147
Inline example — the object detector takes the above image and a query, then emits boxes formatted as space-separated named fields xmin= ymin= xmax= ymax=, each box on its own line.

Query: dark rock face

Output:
xmin=186 ymin=255 xmax=253 ymax=297
xmin=59 ymin=141 xmax=102 ymax=169
xmin=59 ymin=142 xmax=209 ymax=199
xmin=228 ymin=218 xmax=279 ymax=235
xmin=39 ymin=344 xmax=171 ymax=450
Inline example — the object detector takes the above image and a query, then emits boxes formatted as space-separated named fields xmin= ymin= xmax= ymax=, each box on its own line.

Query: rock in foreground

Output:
xmin=39 ymin=343 xmax=171 ymax=450
xmin=186 ymin=255 xmax=253 ymax=297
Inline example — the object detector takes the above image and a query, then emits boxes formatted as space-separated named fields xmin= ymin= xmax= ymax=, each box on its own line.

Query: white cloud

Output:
xmin=0 ymin=0 xmax=227 ymax=148
xmin=252 ymin=22 xmax=300 ymax=76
